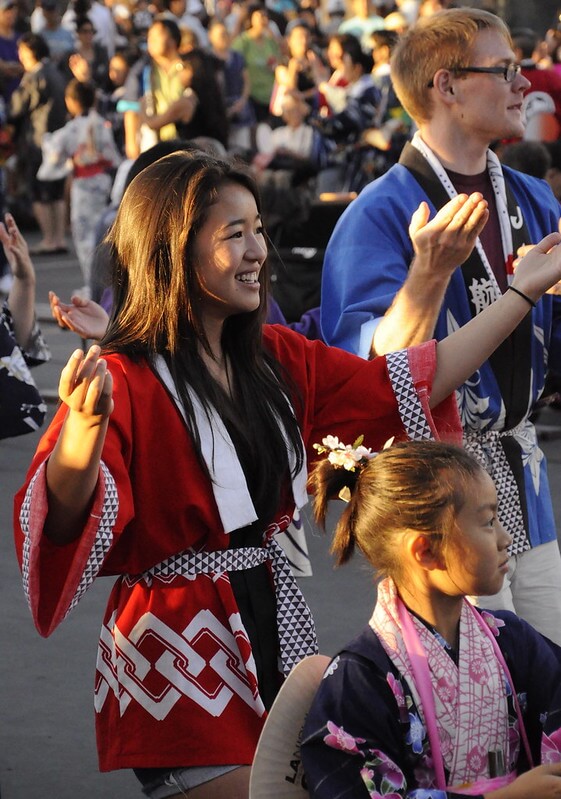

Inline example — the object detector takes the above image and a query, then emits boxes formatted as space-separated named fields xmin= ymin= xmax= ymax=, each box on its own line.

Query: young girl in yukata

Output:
xmin=14 ymin=151 xmax=561 ymax=799
xmin=302 ymin=439 xmax=561 ymax=799
xmin=39 ymin=78 xmax=121 ymax=296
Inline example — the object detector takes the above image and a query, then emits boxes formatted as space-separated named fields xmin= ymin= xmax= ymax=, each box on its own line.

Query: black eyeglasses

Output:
xmin=427 ymin=63 xmax=521 ymax=88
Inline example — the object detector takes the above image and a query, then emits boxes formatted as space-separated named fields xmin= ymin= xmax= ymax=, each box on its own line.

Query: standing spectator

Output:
xmin=232 ymin=3 xmax=282 ymax=124
xmin=321 ymin=8 xmax=561 ymax=645
xmin=0 ymin=0 xmax=22 ymax=104
xmin=68 ymin=15 xmax=110 ymax=88
xmin=62 ymin=0 xmax=117 ymax=58
xmin=37 ymin=0 xmax=76 ymax=72
xmin=38 ymin=78 xmax=121 ymax=295
xmin=9 ymin=33 xmax=68 ymax=254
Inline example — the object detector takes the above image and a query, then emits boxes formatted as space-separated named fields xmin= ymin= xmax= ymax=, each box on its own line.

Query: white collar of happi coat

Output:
xmin=412 ymin=131 xmax=519 ymax=299
xmin=154 ymin=354 xmax=308 ymax=534
xmin=370 ymin=578 xmax=512 ymax=786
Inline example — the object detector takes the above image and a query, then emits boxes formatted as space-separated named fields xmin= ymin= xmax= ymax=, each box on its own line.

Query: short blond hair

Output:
xmin=391 ymin=8 xmax=512 ymax=125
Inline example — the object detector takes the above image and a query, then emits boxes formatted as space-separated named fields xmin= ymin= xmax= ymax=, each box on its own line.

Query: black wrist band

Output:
xmin=507 ymin=285 xmax=536 ymax=308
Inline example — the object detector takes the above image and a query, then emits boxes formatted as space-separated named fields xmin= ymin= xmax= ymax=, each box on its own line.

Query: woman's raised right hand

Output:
xmin=59 ymin=345 xmax=113 ymax=420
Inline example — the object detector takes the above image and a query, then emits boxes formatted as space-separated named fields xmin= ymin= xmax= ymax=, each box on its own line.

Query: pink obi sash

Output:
xmin=396 ymin=596 xmax=533 ymax=794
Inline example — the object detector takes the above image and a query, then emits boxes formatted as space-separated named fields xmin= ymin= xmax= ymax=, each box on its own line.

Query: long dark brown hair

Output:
xmin=102 ymin=150 xmax=304 ymax=518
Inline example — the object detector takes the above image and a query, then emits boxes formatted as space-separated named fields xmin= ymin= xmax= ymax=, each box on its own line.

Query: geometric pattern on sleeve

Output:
xmin=65 ymin=461 xmax=118 ymax=617
xmin=386 ymin=349 xmax=434 ymax=440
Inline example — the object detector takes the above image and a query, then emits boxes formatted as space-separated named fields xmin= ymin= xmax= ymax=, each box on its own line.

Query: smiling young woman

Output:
xmin=13 ymin=149 xmax=561 ymax=799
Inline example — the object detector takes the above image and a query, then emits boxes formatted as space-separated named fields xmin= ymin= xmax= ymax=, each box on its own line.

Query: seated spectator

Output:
xmin=208 ymin=19 xmax=254 ymax=151
xmin=97 ymin=49 xmax=136 ymax=155
xmin=500 ymin=139 xmax=552 ymax=180
xmin=139 ymin=48 xmax=229 ymax=148
xmin=254 ymin=95 xmax=320 ymax=177
xmin=62 ymin=0 xmax=117 ymax=58
xmin=544 ymin=140 xmax=561 ymax=201
xmin=121 ymin=17 xmax=187 ymax=158
xmin=513 ymin=27 xmax=561 ymax=142
xmin=159 ymin=0 xmax=209 ymax=47
xmin=338 ymin=0 xmax=384 ymax=52
xmin=271 ymin=20 xmax=320 ymax=116
xmin=232 ymin=4 xmax=282 ymax=124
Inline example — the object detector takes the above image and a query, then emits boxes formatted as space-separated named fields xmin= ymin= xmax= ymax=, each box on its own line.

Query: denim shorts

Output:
xmin=135 ymin=765 xmax=240 ymax=797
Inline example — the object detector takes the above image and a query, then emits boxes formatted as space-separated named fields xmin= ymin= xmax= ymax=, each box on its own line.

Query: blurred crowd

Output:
xmin=0 ymin=0 xmax=560 ymax=302
xmin=0 ymin=0 xmax=560 ymax=413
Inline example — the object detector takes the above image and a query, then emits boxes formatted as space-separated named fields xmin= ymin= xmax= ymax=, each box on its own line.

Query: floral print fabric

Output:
xmin=0 ymin=302 xmax=49 ymax=439
xmin=301 ymin=608 xmax=561 ymax=799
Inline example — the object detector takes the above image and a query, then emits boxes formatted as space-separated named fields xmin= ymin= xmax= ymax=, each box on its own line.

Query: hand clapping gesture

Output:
xmin=59 ymin=345 xmax=113 ymax=420
xmin=49 ymin=291 xmax=110 ymax=340
xmin=409 ymin=192 xmax=489 ymax=279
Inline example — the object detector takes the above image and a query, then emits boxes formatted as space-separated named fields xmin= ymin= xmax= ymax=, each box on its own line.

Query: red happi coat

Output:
xmin=13 ymin=326 xmax=460 ymax=772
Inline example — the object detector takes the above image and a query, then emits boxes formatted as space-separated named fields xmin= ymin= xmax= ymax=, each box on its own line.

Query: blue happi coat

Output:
xmin=321 ymin=157 xmax=561 ymax=550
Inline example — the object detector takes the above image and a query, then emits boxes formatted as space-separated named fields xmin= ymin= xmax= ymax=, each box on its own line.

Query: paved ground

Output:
xmin=1 ymin=234 xmax=561 ymax=797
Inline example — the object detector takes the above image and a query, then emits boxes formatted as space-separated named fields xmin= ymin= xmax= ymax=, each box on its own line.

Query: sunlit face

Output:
xmin=109 ymin=55 xmax=128 ymax=86
xmin=209 ymin=22 xmax=230 ymax=51
xmin=17 ymin=42 xmax=35 ymax=71
xmin=250 ymin=8 xmax=268 ymax=32
xmin=327 ymin=38 xmax=344 ymax=70
xmin=147 ymin=22 xmax=175 ymax=58
xmin=442 ymin=469 xmax=512 ymax=598
xmin=0 ymin=3 xmax=17 ymax=23
xmin=447 ymin=29 xmax=531 ymax=144
xmin=192 ymin=182 xmax=267 ymax=324
xmin=289 ymin=26 xmax=310 ymax=59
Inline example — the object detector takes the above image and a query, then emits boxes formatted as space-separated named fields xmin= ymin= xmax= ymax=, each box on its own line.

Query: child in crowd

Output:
xmin=302 ymin=439 xmax=561 ymax=798
xmin=38 ymin=78 xmax=121 ymax=297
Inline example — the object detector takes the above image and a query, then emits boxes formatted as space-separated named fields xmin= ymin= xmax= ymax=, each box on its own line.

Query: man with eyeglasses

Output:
xmin=321 ymin=8 xmax=561 ymax=645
